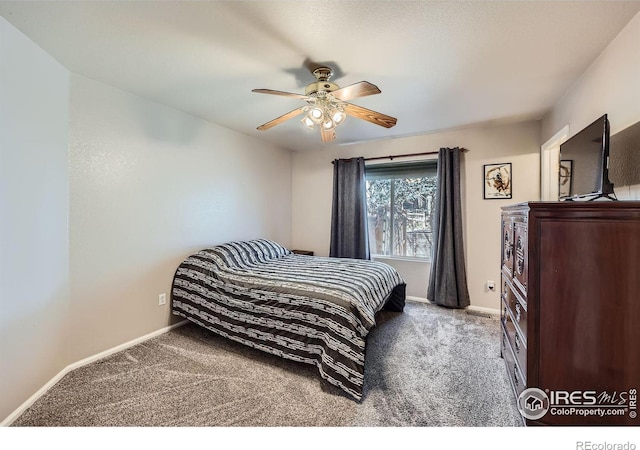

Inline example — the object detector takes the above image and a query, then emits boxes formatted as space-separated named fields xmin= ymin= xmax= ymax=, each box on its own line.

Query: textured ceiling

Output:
xmin=1 ymin=1 xmax=639 ymax=152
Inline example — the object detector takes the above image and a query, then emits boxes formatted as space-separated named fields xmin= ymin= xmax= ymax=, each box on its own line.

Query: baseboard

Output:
xmin=0 ymin=320 xmax=188 ymax=427
xmin=467 ymin=305 xmax=501 ymax=318
xmin=406 ymin=296 xmax=500 ymax=317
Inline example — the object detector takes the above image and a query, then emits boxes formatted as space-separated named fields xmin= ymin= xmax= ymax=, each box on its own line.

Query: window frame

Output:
xmin=364 ymin=159 xmax=438 ymax=262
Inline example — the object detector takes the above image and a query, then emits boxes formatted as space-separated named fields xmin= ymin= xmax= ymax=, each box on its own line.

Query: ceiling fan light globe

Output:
xmin=309 ymin=107 xmax=324 ymax=122
xmin=332 ymin=110 xmax=346 ymax=125
xmin=301 ymin=116 xmax=315 ymax=129
xmin=322 ymin=118 xmax=335 ymax=130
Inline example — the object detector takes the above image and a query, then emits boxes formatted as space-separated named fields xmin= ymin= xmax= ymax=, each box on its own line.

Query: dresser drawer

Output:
xmin=502 ymin=299 xmax=527 ymax=374
xmin=501 ymin=326 xmax=526 ymax=399
xmin=501 ymin=275 xmax=527 ymax=337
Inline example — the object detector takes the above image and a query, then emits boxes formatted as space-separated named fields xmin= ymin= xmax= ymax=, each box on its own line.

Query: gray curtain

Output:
xmin=330 ymin=157 xmax=370 ymax=259
xmin=427 ymin=147 xmax=470 ymax=308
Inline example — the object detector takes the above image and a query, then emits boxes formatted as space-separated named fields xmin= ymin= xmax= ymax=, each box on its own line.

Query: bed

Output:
xmin=170 ymin=239 xmax=406 ymax=400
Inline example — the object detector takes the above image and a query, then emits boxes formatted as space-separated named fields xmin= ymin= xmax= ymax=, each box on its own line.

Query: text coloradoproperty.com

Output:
xmin=552 ymin=407 xmax=628 ymax=417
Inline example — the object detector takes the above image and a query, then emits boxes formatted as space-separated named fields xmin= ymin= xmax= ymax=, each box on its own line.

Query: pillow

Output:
xmin=210 ymin=239 xmax=291 ymax=268
xmin=250 ymin=239 xmax=292 ymax=260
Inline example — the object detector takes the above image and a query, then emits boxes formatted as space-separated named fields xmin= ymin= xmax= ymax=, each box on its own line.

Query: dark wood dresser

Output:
xmin=500 ymin=201 xmax=640 ymax=426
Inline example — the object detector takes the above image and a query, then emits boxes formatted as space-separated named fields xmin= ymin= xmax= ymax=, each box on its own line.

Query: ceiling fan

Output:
xmin=252 ymin=66 xmax=397 ymax=143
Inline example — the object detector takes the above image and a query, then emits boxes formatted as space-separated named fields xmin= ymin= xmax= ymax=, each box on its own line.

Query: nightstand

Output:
xmin=292 ymin=250 xmax=314 ymax=256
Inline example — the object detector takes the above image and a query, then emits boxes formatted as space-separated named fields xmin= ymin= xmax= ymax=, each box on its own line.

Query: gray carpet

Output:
xmin=12 ymin=300 xmax=523 ymax=427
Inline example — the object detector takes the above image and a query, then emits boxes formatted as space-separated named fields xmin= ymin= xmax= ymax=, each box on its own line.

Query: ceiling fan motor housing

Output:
xmin=305 ymin=66 xmax=339 ymax=96
xmin=305 ymin=81 xmax=340 ymax=97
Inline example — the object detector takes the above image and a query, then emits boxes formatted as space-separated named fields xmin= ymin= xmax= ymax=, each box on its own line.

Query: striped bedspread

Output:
xmin=171 ymin=239 xmax=406 ymax=400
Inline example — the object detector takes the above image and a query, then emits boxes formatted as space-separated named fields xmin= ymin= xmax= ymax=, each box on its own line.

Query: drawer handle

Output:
xmin=516 ymin=257 xmax=524 ymax=275
xmin=515 ymin=333 xmax=520 ymax=353
xmin=516 ymin=235 xmax=523 ymax=253
xmin=515 ymin=303 xmax=521 ymax=323
xmin=502 ymin=307 xmax=507 ymax=324
xmin=514 ymin=365 xmax=519 ymax=386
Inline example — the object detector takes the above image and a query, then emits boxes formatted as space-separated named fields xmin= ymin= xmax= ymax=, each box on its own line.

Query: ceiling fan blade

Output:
xmin=321 ymin=128 xmax=336 ymax=143
xmin=343 ymin=103 xmax=397 ymax=128
xmin=257 ymin=107 xmax=306 ymax=131
xmin=331 ymin=81 xmax=381 ymax=101
xmin=252 ymin=89 xmax=310 ymax=100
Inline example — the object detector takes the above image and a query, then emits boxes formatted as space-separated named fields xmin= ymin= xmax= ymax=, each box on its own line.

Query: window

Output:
xmin=365 ymin=160 xmax=438 ymax=260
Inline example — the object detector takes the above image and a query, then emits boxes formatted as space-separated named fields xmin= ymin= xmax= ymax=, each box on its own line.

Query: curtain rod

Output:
xmin=363 ymin=148 xmax=468 ymax=162
xmin=331 ymin=148 xmax=469 ymax=164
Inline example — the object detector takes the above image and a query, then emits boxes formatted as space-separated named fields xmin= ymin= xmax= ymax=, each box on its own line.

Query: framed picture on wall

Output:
xmin=559 ymin=159 xmax=573 ymax=198
xmin=483 ymin=163 xmax=512 ymax=199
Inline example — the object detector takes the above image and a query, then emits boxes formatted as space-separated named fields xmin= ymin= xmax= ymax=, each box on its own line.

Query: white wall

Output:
xmin=67 ymin=74 xmax=292 ymax=362
xmin=292 ymin=121 xmax=540 ymax=309
xmin=0 ymin=17 xmax=70 ymax=422
xmin=542 ymin=11 xmax=640 ymax=200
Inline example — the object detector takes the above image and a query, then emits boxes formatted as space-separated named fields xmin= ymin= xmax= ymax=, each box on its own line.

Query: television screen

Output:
xmin=558 ymin=114 xmax=613 ymax=200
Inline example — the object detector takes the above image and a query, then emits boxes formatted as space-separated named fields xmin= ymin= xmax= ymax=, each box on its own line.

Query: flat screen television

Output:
xmin=558 ymin=114 xmax=616 ymax=201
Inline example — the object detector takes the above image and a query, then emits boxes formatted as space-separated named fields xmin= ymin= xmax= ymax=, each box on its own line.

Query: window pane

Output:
xmin=392 ymin=177 xmax=436 ymax=258
xmin=366 ymin=179 xmax=391 ymax=255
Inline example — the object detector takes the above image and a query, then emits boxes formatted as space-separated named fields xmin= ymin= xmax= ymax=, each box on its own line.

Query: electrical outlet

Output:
xmin=487 ymin=281 xmax=495 ymax=291
xmin=158 ymin=293 xmax=166 ymax=306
